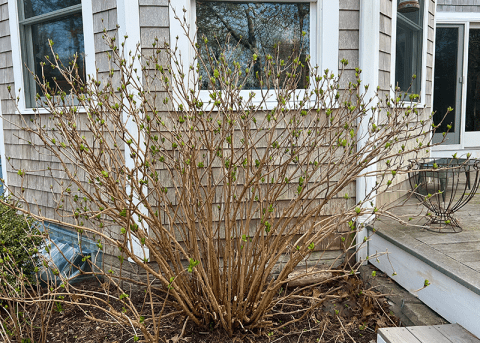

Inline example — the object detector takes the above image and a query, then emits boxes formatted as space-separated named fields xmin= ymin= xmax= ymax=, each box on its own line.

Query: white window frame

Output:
xmin=8 ymin=0 xmax=96 ymax=114
xmin=169 ymin=0 xmax=339 ymax=109
xmin=431 ymin=11 xmax=480 ymax=158
xmin=390 ymin=0 xmax=429 ymax=107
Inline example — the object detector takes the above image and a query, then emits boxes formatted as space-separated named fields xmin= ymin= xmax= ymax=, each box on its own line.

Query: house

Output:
xmin=0 ymin=0 xmax=478 ymax=336
xmin=367 ymin=1 xmax=480 ymax=340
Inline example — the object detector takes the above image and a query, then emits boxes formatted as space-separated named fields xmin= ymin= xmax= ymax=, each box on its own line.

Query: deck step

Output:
xmin=378 ymin=324 xmax=480 ymax=343
xmin=368 ymin=229 xmax=480 ymax=337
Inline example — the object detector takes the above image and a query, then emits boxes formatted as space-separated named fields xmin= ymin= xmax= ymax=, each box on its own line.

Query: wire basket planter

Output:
xmin=409 ymin=158 xmax=480 ymax=233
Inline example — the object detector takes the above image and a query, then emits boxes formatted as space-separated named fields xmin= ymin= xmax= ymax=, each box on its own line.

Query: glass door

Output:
xmin=465 ymin=25 xmax=480 ymax=146
xmin=433 ymin=25 xmax=464 ymax=145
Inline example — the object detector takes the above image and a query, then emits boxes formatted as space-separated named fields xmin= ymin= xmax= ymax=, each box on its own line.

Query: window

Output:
xmin=196 ymin=2 xmax=310 ymax=90
xmin=170 ymin=0 xmax=338 ymax=106
xmin=395 ymin=0 xmax=424 ymax=97
xmin=18 ymin=0 xmax=85 ymax=107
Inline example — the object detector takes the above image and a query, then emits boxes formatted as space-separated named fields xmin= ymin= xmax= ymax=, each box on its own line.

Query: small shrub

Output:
xmin=0 ymin=199 xmax=42 ymax=285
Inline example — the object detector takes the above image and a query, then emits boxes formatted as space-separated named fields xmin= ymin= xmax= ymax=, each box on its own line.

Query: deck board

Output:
xmin=434 ymin=324 xmax=480 ymax=343
xmin=378 ymin=327 xmax=422 ymax=343
xmin=448 ymin=251 xmax=480 ymax=263
xmin=407 ymin=326 xmax=452 ymax=342
xmin=414 ymin=232 xmax=480 ymax=245
xmin=428 ymin=242 xmax=480 ymax=253
xmin=464 ymin=261 xmax=480 ymax=271
xmin=378 ymin=325 xmax=480 ymax=343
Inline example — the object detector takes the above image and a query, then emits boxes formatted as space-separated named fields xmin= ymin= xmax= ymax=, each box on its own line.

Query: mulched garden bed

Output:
xmin=29 ymin=273 xmax=399 ymax=343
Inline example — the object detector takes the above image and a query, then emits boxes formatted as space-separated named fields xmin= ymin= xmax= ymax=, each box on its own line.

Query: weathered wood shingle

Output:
xmin=438 ymin=0 xmax=480 ymax=12
xmin=339 ymin=2 xmax=359 ymax=89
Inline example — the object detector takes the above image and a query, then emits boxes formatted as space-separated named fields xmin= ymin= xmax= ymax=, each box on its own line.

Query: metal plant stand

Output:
xmin=409 ymin=158 xmax=480 ymax=233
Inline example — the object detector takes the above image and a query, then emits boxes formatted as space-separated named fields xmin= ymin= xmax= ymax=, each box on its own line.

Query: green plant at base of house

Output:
xmin=0 ymin=199 xmax=42 ymax=286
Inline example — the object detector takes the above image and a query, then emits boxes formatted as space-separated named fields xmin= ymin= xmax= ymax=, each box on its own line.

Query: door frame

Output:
xmin=433 ymin=23 xmax=464 ymax=146
xmin=434 ymin=12 xmax=480 ymax=155
xmin=465 ymin=22 xmax=480 ymax=147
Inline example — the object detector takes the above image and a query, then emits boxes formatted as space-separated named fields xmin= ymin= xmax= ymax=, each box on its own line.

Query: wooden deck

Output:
xmin=378 ymin=324 xmax=480 ymax=343
xmin=372 ymin=195 xmax=480 ymax=286
xmin=368 ymin=195 xmax=480 ymax=338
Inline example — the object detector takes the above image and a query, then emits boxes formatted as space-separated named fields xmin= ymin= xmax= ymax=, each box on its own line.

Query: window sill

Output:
xmin=18 ymin=106 xmax=88 ymax=115
xmin=195 ymin=88 xmax=317 ymax=111
xmin=431 ymin=144 xmax=463 ymax=152
xmin=387 ymin=99 xmax=427 ymax=110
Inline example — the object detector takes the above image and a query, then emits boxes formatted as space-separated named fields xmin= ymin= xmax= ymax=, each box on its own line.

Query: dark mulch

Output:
xmin=3 ymin=273 xmax=398 ymax=342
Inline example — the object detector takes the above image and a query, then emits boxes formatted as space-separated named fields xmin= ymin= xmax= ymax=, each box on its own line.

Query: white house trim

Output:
xmin=320 ymin=0 xmax=339 ymax=77
xmin=436 ymin=12 xmax=480 ymax=21
xmin=420 ymin=0 xmax=429 ymax=107
xmin=8 ymin=0 xmax=26 ymax=111
xmin=460 ymin=21 xmax=470 ymax=150
xmin=116 ymin=0 xmax=149 ymax=261
xmin=429 ymin=1 xmax=437 ymax=146
xmin=82 ymin=0 xmax=96 ymax=79
xmin=377 ymin=335 xmax=387 ymax=343
xmin=0 ymin=105 xmax=7 ymax=194
xmin=7 ymin=0 xmax=96 ymax=114
xmin=357 ymin=0 xmax=380 ymax=264
xmin=431 ymin=147 xmax=480 ymax=159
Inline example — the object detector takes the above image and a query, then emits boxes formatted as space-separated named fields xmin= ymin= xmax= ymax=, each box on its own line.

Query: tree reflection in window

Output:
xmin=196 ymin=2 xmax=310 ymax=90
xmin=19 ymin=0 xmax=84 ymax=106
xmin=23 ymin=0 xmax=81 ymax=19
xmin=31 ymin=14 xmax=85 ymax=97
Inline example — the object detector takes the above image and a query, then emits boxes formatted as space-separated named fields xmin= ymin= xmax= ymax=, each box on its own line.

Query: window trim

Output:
xmin=18 ymin=3 xmax=82 ymax=25
xmin=19 ymin=2 xmax=84 ymax=108
xmin=390 ymin=0 xmax=429 ymax=107
xmin=169 ymin=0 xmax=339 ymax=109
xmin=8 ymin=0 xmax=96 ymax=113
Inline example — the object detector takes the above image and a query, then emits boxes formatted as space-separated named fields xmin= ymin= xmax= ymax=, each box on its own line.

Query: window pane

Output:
xmin=433 ymin=27 xmax=459 ymax=134
xmin=395 ymin=0 xmax=424 ymax=95
xmin=400 ymin=7 xmax=422 ymax=26
xmin=196 ymin=1 xmax=310 ymax=90
xmin=466 ymin=29 xmax=480 ymax=132
xmin=23 ymin=0 xmax=81 ymax=19
xmin=31 ymin=14 xmax=85 ymax=95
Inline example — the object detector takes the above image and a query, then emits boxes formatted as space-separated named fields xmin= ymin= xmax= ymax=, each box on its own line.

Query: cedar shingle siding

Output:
xmin=438 ymin=0 xmax=480 ymax=12
xmin=0 ymin=0 xmax=444 ymax=261
xmin=339 ymin=0 xmax=360 ymax=89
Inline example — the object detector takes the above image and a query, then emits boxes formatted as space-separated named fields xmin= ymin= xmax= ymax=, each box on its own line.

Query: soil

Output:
xmin=11 ymin=273 xmax=400 ymax=343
